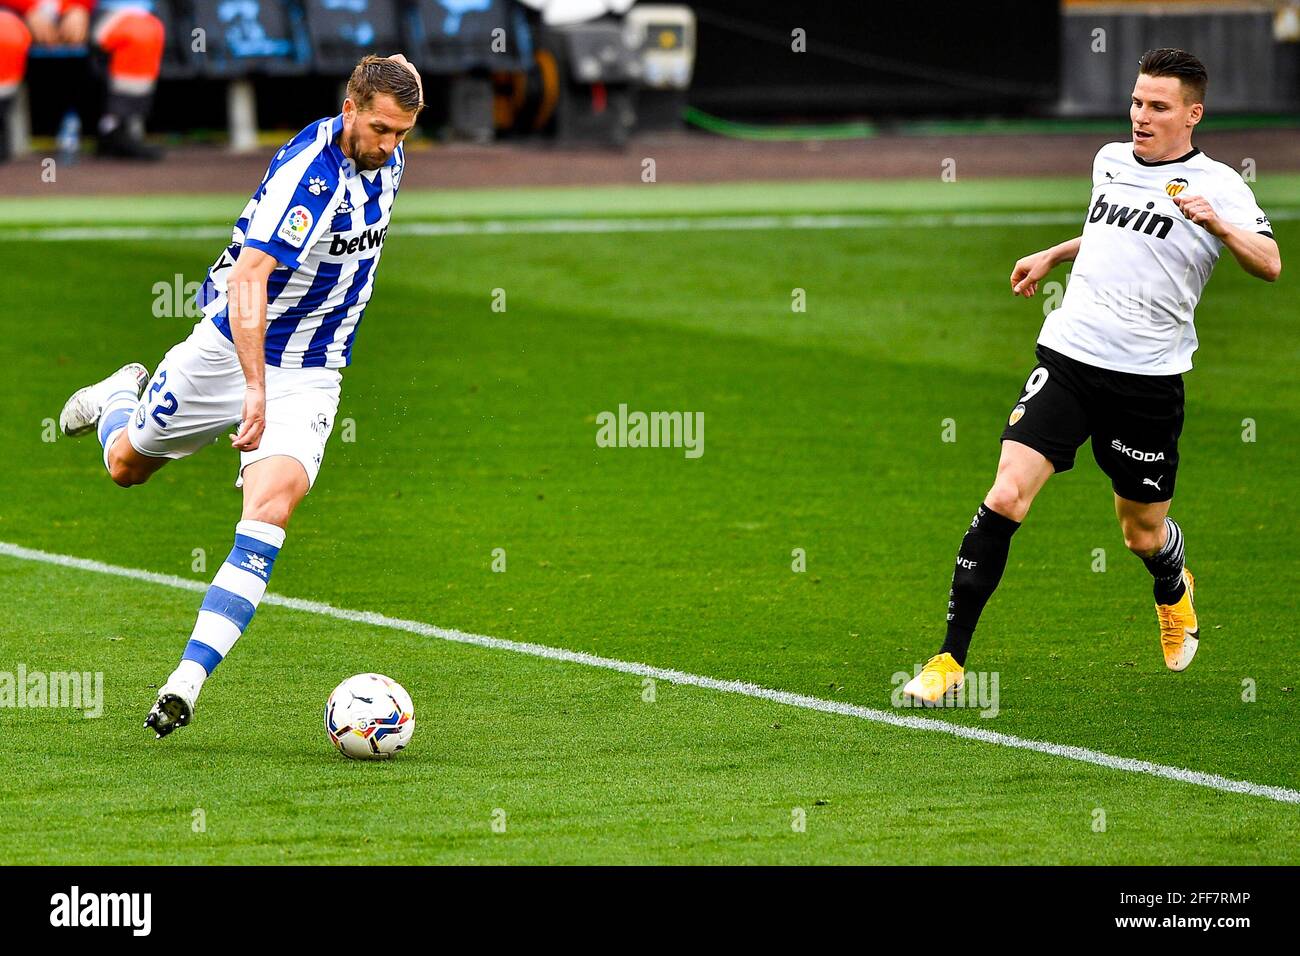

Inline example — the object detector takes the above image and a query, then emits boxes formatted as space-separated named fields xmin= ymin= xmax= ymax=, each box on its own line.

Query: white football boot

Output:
xmin=144 ymin=678 xmax=200 ymax=739
xmin=58 ymin=362 xmax=150 ymax=438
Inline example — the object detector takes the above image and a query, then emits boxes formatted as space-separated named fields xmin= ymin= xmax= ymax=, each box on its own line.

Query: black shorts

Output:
xmin=999 ymin=345 xmax=1184 ymax=503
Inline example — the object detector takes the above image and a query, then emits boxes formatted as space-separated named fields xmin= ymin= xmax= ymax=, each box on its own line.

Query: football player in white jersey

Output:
xmin=56 ymin=55 xmax=424 ymax=737
xmin=903 ymin=49 xmax=1281 ymax=704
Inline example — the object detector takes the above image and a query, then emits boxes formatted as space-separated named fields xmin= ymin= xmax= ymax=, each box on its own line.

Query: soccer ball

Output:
xmin=325 ymin=673 xmax=415 ymax=760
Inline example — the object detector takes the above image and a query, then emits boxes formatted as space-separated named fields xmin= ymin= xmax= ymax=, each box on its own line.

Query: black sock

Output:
xmin=1142 ymin=517 xmax=1186 ymax=605
xmin=101 ymin=91 xmax=152 ymax=137
xmin=939 ymin=503 xmax=1021 ymax=666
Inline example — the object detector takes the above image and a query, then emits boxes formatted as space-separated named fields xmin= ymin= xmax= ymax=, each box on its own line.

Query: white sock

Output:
xmin=169 ymin=659 xmax=208 ymax=691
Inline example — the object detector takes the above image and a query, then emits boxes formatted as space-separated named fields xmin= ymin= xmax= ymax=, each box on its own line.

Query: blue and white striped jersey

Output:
xmin=197 ymin=114 xmax=404 ymax=369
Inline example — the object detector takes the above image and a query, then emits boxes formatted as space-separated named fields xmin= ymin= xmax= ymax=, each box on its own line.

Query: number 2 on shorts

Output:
xmin=148 ymin=369 xmax=179 ymax=429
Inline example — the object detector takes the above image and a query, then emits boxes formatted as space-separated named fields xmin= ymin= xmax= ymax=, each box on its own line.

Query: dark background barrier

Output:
xmin=686 ymin=0 xmax=1061 ymax=118
xmin=17 ymin=1 xmax=1300 ymax=140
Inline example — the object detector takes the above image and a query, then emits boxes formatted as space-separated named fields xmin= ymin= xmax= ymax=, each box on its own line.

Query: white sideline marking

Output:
xmin=2 ymin=537 xmax=1298 ymax=807
xmin=0 ymin=213 xmax=1074 ymax=243
xmin=4 ymin=208 xmax=1297 ymax=243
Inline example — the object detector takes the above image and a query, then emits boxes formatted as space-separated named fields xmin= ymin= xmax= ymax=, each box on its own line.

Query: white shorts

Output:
xmin=127 ymin=320 xmax=341 ymax=491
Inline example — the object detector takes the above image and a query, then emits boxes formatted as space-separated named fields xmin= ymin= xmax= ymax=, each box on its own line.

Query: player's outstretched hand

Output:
xmin=1173 ymin=195 xmax=1224 ymax=237
xmin=231 ymin=386 xmax=266 ymax=451
xmin=1010 ymin=249 xmax=1054 ymax=297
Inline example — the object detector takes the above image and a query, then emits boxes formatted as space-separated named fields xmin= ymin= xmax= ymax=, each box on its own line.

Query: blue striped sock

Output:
xmin=179 ymin=520 xmax=287 ymax=678
xmin=98 ymin=388 xmax=140 ymax=473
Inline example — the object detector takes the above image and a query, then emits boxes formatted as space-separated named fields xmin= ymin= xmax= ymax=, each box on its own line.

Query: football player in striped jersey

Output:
xmin=56 ymin=54 xmax=424 ymax=737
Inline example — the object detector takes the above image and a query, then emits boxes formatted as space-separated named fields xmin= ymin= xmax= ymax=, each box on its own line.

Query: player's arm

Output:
xmin=1010 ymin=236 xmax=1081 ymax=297
xmin=225 ymin=247 xmax=279 ymax=452
xmin=1173 ymin=194 xmax=1281 ymax=282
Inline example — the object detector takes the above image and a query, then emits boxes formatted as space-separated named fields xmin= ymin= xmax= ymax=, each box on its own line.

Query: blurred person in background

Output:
xmin=0 ymin=0 xmax=164 ymax=160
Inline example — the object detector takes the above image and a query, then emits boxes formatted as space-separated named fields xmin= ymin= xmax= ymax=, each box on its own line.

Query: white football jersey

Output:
xmin=1037 ymin=142 xmax=1272 ymax=375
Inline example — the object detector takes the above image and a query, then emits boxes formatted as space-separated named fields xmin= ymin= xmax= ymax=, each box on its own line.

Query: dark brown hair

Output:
xmin=1138 ymin=48 xmax=1207 ymax=104
xmin=346 ymin=55 xmax=423 ymax=114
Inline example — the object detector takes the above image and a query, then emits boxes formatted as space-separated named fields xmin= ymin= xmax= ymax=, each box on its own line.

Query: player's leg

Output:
xmin=58 ymin=361 xmax=155 ymax=477
xmin=1092 ymin=369 xmax=1195 ymax=670
xmin=1115 ymin=493 xmax=1172 ymax=567
xmin=902 ymin=348 xmax=1088 ymax=705
xmin=62 ymin=325 xmax=242 ymax=486
xmin=902 ymin=441 xmax=1050 ymax=701
xmin=1115 ymin=492 xmax=1197 ymax=671
xmin=146 ymin=371 xmax=337 ymax=738
xmin=145 ymin=456 xmax=307 ymax=738
xmin=104 ymin=429 xmax=169 ymax=487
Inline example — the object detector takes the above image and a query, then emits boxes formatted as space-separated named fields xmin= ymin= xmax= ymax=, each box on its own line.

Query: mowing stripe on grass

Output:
xmin=4 ymin=539 xmax=1298 ymax=806
xmin=5 ymin=208 xmax=1298 ymax=243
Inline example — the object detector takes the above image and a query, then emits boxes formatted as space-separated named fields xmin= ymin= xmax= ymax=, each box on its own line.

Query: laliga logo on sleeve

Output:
xmin=277 ymin=205 xmax=314 ymax=248
xmin=1165 ymin=178 xmax=1189 ymax=197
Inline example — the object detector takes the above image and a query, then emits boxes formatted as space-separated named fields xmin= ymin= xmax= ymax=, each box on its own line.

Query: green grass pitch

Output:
xmin=0 ymin=176 xmax=1297 ymax=864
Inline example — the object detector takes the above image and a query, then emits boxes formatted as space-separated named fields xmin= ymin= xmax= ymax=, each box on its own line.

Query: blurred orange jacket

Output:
xmin=0 ymin=0 xmax=97 ymax=16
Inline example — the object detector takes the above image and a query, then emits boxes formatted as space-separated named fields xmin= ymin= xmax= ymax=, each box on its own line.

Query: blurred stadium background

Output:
xmin=2 ymin=0 xmax=1298 ymax=175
